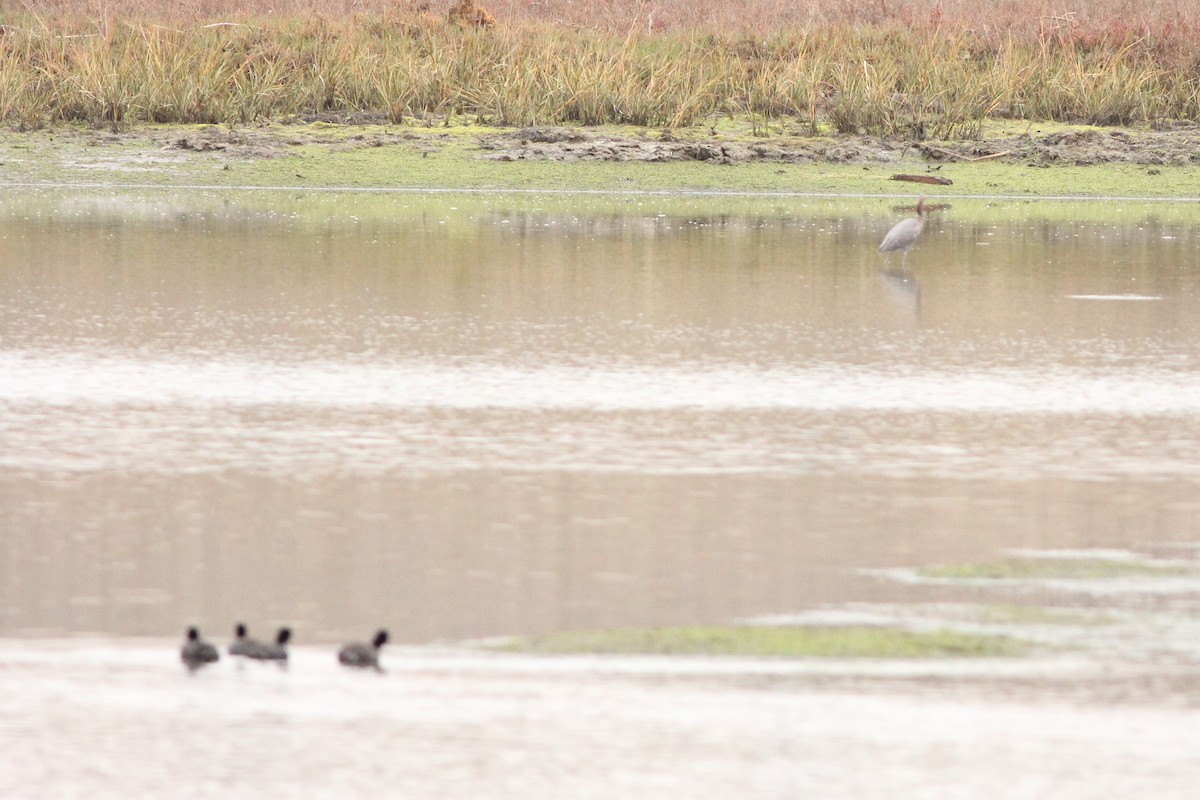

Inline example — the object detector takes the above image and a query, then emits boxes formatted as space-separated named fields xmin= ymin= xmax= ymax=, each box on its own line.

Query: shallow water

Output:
xmin=3 ymin=638 xmax=1200 ymax=800
xmin=2 ymin=190 xmax=1199 ymax=796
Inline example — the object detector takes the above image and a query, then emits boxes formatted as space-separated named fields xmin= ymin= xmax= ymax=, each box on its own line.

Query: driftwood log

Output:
xmin=889 ymin=174 xmax=954 ymax=185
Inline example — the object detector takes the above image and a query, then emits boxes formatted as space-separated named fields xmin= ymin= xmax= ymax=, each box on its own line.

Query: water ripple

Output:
xmin=2 ymin=351 xmax=1198 ymax=479
xmin=2 ymin=351 xmax=1198 ymax=414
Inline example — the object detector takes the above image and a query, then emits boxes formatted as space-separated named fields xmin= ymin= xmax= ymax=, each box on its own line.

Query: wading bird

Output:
xmin=338 ymin=629 xmax=389 ymax=672
xmin=181 ymin=627 xmax=220 ymax=672
xmin=878 ymin=196 xmax=927 ymax=265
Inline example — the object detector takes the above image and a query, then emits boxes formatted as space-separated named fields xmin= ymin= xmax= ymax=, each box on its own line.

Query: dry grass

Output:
xmin=1 ymin=0 xmax=1198 ymax=134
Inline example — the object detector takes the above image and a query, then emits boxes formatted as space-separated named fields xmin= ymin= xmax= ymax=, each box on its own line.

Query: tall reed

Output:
xmin=0 ymin=7 xmax=1198 ymax=135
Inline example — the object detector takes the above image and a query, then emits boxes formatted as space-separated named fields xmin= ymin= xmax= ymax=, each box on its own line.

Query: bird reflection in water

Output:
xmin=879 ymin=265 xmax=922 ymax=318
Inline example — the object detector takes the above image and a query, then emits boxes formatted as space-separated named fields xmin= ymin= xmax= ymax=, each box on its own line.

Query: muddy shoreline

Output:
xmin=59 ymin=120 xmax=1200 ymax=166
xmin=478 ymin=124 xmax=1200 ymax=167
xmin=3 ymin=120 xmax=1199 ymax=196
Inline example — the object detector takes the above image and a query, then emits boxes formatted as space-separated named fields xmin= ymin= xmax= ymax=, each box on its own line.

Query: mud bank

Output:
xmin=480 ymin=124 xmax=1200 ymax=167
xmin=2 ymin=121 xmax=1199 ymax=196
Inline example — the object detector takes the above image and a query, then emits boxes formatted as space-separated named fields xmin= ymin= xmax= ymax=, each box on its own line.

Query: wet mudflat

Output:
xmin=1 ymin=190 xmax=1199 ymax=797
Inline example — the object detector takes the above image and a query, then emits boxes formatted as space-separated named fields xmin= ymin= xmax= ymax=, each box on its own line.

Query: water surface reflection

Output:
xmin=2 ymin=191 xmax=1199 ymax=644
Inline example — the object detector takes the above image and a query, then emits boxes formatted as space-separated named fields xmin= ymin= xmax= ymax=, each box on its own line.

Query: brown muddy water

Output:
xmin=2 ymin=190 xmax=1200 ymax=798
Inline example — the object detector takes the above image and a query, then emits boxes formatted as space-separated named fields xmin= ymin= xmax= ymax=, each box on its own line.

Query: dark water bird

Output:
xmin=228 ymin=622 xmax=254 ymax=657
xmin=878 ymin=196 xmax=927 ymax=265
xmin=338 ymin=629 xmax=389 ymax=672
xmin=248 ymin=627 xmax=292 ymax=663
xmin=229 ymin=625 xmax=292 ymax=664
xmin=181 ymin=627 xmax=220 ymax=671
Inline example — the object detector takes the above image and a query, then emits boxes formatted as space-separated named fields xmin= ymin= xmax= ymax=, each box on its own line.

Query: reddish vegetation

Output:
xmin=7 ymin=0 xmax=1200 ymax=63
xmin=446 ymin=0 xmax=495 ymax=28
xmin=6 ymin=0 xmax=1198 ymax=41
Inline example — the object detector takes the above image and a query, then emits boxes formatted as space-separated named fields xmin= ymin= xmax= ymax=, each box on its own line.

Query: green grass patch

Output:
xmin=920 ymin=558 xmax=1193 ymax=581
xmin=5 ymin=121 xmax=1200 ymax=198
xmin=494 ymin=625 xmax=1029 ymax=658
xmin=972 ymin=604 xmax=1116 ymax=626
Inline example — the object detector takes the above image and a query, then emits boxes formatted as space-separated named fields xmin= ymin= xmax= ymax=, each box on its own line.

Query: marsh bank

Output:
xmin=3 ymin=120 xmax=1199 ymax=196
